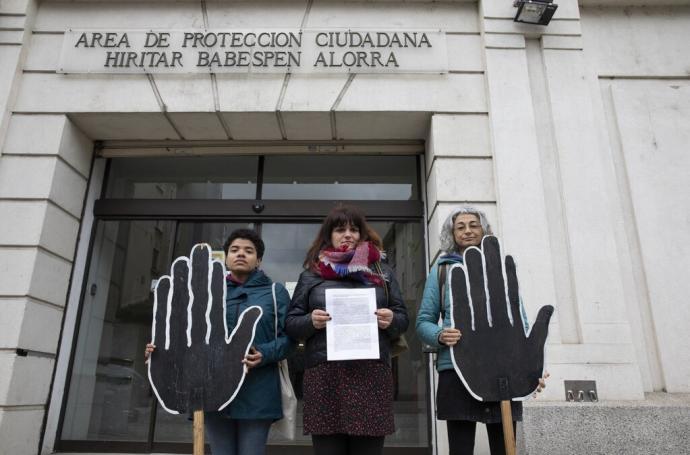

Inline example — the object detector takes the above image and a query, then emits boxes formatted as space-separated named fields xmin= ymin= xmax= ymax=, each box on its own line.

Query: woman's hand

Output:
xmin=243 ymin=346 xmax=263 ymax=369
xmin=438 ymin=328 xmax=462 ymax=346
xmin=375 ymin=308 xmax=394 ymax=329
xmin=311 ymin=309 xmax=331 ymax=329
xmin=532 ymin=371 xmax=550 ymax=397
xmin=144 ymin=343 xmax=155 ymax=362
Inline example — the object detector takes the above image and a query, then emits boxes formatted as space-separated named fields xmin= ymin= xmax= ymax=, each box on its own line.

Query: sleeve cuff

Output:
xmin=435 ymin=328 xmax=445 ymax=347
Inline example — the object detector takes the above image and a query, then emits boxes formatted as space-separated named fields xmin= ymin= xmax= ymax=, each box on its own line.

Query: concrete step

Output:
xmin=519 ymin=393 xmax=690 ymax=455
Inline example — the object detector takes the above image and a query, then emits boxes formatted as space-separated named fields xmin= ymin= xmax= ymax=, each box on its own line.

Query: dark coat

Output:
xmin=285 ymin=263 xmax=408 ymax=369
xmin=221 ymin=270 xmax=294 ymax=420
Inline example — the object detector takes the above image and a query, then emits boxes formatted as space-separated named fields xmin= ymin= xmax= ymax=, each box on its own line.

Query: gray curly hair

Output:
xmin=439 ymin=206 xmax=493 ymax=254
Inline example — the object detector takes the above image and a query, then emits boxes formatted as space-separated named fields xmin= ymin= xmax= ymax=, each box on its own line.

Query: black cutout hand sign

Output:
xmin=148 ymin=244 xmax=263 ymax=414
xmin=449 ymin=236 xmax=554 ymax=402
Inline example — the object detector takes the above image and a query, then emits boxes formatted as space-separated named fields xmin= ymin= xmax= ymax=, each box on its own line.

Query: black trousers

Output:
xmin=447 ymin=420 xmax=516 ymax=455
xmin=311 ymin=434 xmax=385 ymax=455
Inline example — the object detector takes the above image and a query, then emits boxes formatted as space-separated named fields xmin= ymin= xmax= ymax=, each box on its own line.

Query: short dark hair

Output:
xmin=223 ymin=229 xmax=265 ymax=259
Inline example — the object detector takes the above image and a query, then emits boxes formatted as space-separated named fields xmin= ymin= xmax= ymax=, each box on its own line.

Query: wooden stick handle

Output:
xmin=500 ymin=400 xmax=516 ymax=455
xmin=193 ymin=410 xmax=204 ymax=455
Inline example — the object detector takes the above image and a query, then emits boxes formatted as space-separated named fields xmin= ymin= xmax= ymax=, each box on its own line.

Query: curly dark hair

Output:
xmin=303 ymin=204 xmax=382 ymax=269
xmin=223 ymin=228 xmax=265 ymax=259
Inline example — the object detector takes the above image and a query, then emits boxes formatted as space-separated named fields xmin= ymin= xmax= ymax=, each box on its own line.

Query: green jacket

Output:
xmin=221 ymin=270 xmax=294 ymax=420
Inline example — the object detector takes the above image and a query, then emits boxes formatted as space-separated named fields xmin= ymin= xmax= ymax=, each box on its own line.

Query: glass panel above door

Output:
xmin=106 ymin=156 xmax=258 ymax=199
xmin=262 ymin=155 xmax=419 ymax=200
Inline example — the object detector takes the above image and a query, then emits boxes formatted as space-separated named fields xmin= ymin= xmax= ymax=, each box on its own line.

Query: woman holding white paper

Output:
xmin=285 ymin=204 xmax=409 ymax=455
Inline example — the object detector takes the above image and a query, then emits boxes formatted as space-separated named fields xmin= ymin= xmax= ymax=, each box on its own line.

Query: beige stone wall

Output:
xmin=0 ymin=113 xmax=92 ymax=453
xmin=581 ymin=5 xmax=690 ymax=394
xmin=0 ymin=1 xmax=688 ymax=454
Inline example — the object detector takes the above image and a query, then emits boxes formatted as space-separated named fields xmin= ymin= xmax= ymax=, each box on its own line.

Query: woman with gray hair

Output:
xmin=437 ymin=206 xmax=494 ymax=255
xmin=416 ymin=206 xmax=540 ymax=455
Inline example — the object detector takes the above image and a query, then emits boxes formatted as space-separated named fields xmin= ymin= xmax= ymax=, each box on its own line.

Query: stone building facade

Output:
xmin=0 ymin=1 xmax=688 ymax=454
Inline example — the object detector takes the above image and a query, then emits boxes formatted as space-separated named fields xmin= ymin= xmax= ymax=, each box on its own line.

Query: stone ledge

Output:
xmin=526 ymin=392 xmax=690 ymax=408
xmin=520 ymin=393 xmax=690 ymax=455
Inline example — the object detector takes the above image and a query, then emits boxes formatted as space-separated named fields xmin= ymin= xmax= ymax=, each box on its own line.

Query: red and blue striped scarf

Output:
xmin=317 ymin=241 xmax=385 ymax=286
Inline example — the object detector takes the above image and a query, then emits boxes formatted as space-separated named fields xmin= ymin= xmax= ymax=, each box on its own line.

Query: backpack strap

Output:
xmin=438 ymin=263 xmax=448 ymax=321
xmin=271 ymin=282 xmax=278 ymax=339
xmin=374 ymin=262 xmax=389 ymax=304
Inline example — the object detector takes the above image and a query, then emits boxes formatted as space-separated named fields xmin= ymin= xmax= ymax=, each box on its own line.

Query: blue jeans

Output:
xmin=205 ymin=412 xmax=272 ymax=455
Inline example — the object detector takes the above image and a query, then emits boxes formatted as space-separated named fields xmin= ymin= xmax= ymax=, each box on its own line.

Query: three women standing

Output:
xmin=286 ymin=205 xmax=409 ymax=455
xmin=148 ymin=205 xmax=542 ymax=454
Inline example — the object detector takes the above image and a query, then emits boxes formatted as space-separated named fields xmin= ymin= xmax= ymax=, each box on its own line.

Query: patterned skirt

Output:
xmin=302 ymin=360 xmax=395 ymax=436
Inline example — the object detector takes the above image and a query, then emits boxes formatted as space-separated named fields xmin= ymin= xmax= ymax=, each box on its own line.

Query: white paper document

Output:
xmin=325 ymin=288 xmax=380 ymax=361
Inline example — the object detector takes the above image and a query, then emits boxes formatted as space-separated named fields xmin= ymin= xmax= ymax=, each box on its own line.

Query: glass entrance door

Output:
xmin=57 ymin=154 xmax=430 ymax=454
